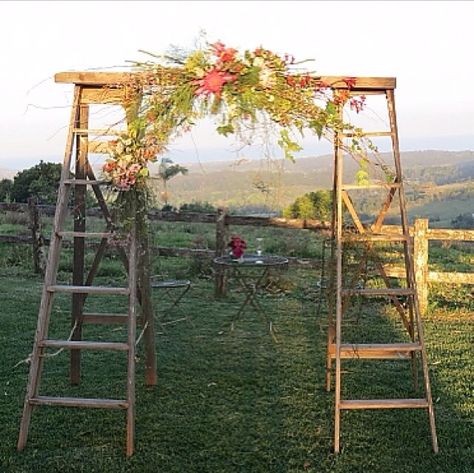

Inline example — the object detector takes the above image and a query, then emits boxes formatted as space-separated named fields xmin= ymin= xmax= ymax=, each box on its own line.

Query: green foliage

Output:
xmin=451 ymin=213 xmax=474 ymax=229
xmin=11 ymin=161 xmax=61 ymax=204
xmin=283 ymin=190 xmax=332 ymax=220
xmin=0 ymin=178 xmax=13 ymax=201
xmin=179 ymin=200 xmax=217 ymax=213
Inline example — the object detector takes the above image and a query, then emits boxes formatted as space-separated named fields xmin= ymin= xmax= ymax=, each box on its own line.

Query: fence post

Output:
xmin=413 ymin=218 xmax=429 ymax=315
xmin=27 ymin=197 xmax=46 ymax=276
xmin=215 ymin=207 xmax=228 ymax=297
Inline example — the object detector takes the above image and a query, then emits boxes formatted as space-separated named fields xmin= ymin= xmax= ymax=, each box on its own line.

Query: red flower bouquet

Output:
xmin=228 ymin=236 xmax=247 ymax=259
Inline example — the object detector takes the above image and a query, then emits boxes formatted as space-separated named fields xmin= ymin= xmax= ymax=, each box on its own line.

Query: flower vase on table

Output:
xmin=228 ymin=236 xmax=247 ymax=262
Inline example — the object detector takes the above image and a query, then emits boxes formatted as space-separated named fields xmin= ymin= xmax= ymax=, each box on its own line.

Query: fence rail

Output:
xmin=1 ymin=203 xmax=473 ymax=310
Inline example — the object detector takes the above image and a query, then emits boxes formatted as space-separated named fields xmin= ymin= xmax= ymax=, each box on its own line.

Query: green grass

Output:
xmin=0 ymin=247 xmax=473 ymax=473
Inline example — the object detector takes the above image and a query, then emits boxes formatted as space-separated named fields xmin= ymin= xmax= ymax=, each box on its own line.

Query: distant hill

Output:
xmin=150 ymin=150 xmax=474 ymax=213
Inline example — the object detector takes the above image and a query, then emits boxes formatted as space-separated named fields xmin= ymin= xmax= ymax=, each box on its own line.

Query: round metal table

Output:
xmin=213 ymin=255 xmax=289 ymax=338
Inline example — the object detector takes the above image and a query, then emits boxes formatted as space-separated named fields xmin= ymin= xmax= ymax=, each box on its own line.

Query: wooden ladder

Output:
xmin=325 ymin=78 xmax=439 ymax=453
xmin=17 ymin=82 xmax=148 ymax=457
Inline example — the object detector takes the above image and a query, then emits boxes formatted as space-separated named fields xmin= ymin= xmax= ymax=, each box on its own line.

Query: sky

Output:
xmin=1 ymin=0 xmax=473 ymax=172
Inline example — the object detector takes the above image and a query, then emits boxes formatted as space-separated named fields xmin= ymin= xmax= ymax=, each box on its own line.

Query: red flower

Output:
xmin=349 ymin=95 xmax=366 ymax=113
xmin=193 ymin=68 xmax=236 ymax=98
xmin=211 ymin=41 xmax=237 ymax=63
xmin=343 ymin=77 xmax=357 ymax=88
xmin=228 ymin=235 xmax=247 ymax=258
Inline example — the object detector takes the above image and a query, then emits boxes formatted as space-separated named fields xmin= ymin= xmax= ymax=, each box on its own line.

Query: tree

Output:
xmin=0 ymin=179 xmax=13 ymax=202
xmin=283 ymin=190 xmax=332 ymax=220
xmin=156 ymin=157 xmax=188 ymax=206
xmin=451 ymin=213 xmax=474 ymax=229
xmin=11 ymin=161 xmax=62 ymax=204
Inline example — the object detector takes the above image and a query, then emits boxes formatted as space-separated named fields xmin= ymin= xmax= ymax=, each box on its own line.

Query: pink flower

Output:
xmin=193 ymin=68 xmax=236 ymax=98
xmin=211 ymin=42 xmax=237 ymax=63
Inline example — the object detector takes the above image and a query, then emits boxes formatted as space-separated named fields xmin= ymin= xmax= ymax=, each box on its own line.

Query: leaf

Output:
xmin=216 ymin=124 xmax=235 ymax=137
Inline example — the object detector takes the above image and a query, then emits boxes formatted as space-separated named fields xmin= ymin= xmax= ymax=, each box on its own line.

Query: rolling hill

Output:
xmin=150 ymin=150 xmax=474 ymax=221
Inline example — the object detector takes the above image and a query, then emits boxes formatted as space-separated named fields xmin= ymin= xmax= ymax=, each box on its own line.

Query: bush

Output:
xmin=283 ymin=190 xmax=332 ymax=220
xmin=179 ymin=201 xmax=217 ymax=213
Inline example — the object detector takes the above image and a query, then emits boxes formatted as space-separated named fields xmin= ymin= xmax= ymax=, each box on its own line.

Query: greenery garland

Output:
xmin=102 ymin=41 xmax=370 ymax=193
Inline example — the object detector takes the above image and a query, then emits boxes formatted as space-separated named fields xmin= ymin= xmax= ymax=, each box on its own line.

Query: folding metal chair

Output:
xmin=151 ymin=276 xmax=192 ymax=327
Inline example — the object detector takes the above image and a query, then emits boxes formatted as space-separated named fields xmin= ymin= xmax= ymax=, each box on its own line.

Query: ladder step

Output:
xmin=82 ymin=313 xmax=129 ymax=324
xmin=329 ymin=342 xmax=422 ymax=359
xmin=63 ymin=179 xmax=108 ymax=186
xmin=342 ymin=183 xmax=401 ymax=190
xmin=47 ymin=285 xmax=130 ymax=295
xmin=342 ymin=288 xmax=415 ymax=297
xmin=29 ymin=396 xmax=128 ymax=409
xmin=40 ymin=340 xmax=129 ymax=351
xmin=57 ymin=231 xmax=114 ymax=239
xmin=72 ymin=128 xmax=122 ymax=136
xmin=340 ymin=399 xmax=429 ymax=410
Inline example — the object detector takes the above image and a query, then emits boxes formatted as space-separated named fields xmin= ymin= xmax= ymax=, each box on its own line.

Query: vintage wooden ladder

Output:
xmin=325 ymin=77 xmax=438 ymax=453
xmin=17 ymin=74 xmax=157 ymax=457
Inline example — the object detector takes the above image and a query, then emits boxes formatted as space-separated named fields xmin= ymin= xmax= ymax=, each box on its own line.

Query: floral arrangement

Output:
xmin=102 ymin=40 xmax=369 ymax=191
xmin=228 ymin=235 xmax=247 ymax=259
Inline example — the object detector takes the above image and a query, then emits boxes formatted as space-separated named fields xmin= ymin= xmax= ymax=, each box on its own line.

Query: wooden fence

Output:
xmin=1 ymin=203 xmax=473 ymax=311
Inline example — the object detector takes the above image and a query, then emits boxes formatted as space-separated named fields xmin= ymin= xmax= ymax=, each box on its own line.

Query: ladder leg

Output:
xmin=387 ymin=89 xmax=438 ymax=452
xmin=333 ymin=107 xmax=344 ymax=453
xmin=126 ymin=218 xmax=138 ymax=457
xmin=18 ymin=86 xmax=81 ymax=450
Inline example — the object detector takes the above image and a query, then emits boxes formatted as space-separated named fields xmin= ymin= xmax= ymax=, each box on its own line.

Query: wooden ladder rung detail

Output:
xmin=29 ymin=396 xmax=128 ymax=409
xmin=63 ymin=179 xmax=108 ymax=186
xmin=341 ymin=288 xmax=415 ymax=297
xmin=329 ymin=342 xmax=421 ymax=359
xmin=57 ymin=231 xmax=114 ymax=239
xmin=72 ymin=128 xmax=123 ymax=136
xmin=342 ymin=183 xmax=401 ymax=190
xmin=40 ymin=340 xmax=129 ymax=351
xmin=340 ymin=399 xmax=429 ymax=410
xmin=47 ymin=285 xmax=130 ymax=295
xmin=82 ymin=313 xmax=129 ymax=324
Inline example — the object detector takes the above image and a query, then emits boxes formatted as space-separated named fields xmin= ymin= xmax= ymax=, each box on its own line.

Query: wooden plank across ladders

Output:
xmin=17 ymin=79 xmax=157 ymax=457
xmin=325 ymin=78 xmax=439 ymax=453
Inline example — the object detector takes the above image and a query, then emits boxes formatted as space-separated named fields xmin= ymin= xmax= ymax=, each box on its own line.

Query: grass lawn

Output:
xmin=0 ymin=248 xmax=473 ymax=473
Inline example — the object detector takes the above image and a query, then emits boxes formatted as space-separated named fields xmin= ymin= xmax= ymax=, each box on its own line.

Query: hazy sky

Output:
xmin=1 ymin=1 xmax=473 ymax=171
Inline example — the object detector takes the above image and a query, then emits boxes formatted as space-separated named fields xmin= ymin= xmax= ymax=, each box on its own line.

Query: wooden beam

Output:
xmin=55 ymin=71 xmax=396 ymax=91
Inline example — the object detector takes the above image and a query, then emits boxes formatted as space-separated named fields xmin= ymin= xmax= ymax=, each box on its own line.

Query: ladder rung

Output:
xmin=340 ymin=399 xmax=429 ymax=410
xmin=63 ymin=179 xmax=108 ymax=186
xmin=29 ymin=396 xmax=128 ymax=409
xmin=47 ymin=285 xmax=130 ymax=295
xmin=341 ymin=131 xmax=392 ymax=138
xmin=341 ymin=288 xmax=415 ymax=297
xmin=72 ymin=128 xmax=123 ymax=136
xmin=40 ymin=340 xmax=129 ymax=351
xmin=342 ymin=183 xmax=401 ymax=190
xmin=82 ymin=313 xmax=129 ymax=324
xmin=57 ymin=231 xmax=114 ymax=239
xmin=329 ymin=342 xmax=422 ymax=359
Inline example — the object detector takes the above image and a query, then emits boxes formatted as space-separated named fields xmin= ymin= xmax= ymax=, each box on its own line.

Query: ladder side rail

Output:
xmin=126 ymin=218 xmax=138 ymax=457
xmin=18 ymin=86 xmax=82 ymax=451
xmin=71 ymin=102 xmax=89 ymax=384
xmin=333 ymin=105 xmax=345 ymax=454
xmin=386 ymin=89 xmax=438 ymax=453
